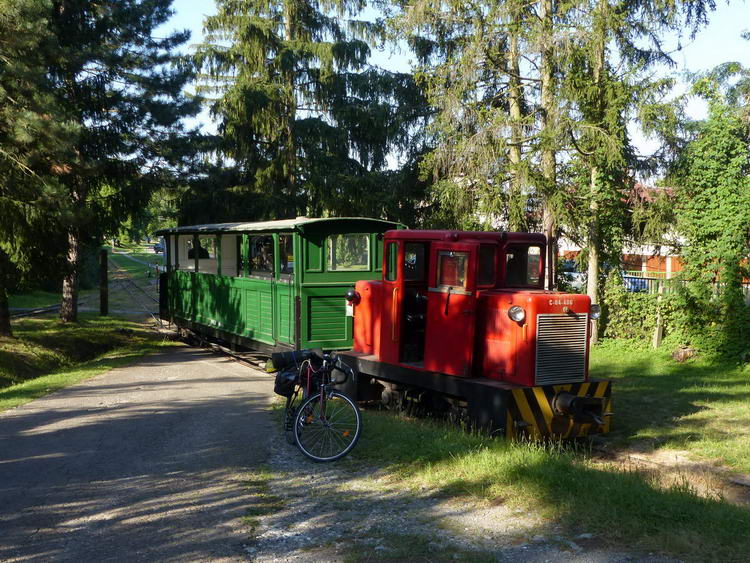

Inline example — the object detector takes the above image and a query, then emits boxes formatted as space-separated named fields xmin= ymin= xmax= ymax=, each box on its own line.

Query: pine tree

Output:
xmin=45 ymin=0 xmax=198 ymax=322
xmin=0 ymin=0 xmax=75 ymax=336
xmin=194 ymin=0 xmax=428 ymax=222
xmin=560 ymin=0 xmax=714 ymax=340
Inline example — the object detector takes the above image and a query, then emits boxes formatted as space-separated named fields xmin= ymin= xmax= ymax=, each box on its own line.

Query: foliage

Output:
xmin=668 ymin=78 xmax=750 ymax=360
xmin=193 ymin=0 xmax=429 ymax=224
xmin=42 ymin=0 xmax=199 ymax=321
xmin=0 ymin=0 xmax=76 ymax=334
xmin=601 ymin=270 xmax=680 ymax=341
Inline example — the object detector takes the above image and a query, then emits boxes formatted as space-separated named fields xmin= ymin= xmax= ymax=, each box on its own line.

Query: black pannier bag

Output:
xmin=274 ymin=368 xmax=298 ymax=397
xmin=270 ymin=348 xmax=323 ymax=371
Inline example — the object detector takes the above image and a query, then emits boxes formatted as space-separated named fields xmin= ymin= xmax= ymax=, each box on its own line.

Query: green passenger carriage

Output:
xmin=157 ymin=217 xmax=401 ymax=352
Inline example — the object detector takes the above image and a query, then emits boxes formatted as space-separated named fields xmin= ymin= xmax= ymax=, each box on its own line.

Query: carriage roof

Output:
xmin=155 ymin=217 xmax=401 ymax=236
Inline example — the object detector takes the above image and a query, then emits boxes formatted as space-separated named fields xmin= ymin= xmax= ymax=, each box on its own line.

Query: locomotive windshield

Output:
xmin=505 ymin=245 xmax=543 ymax=287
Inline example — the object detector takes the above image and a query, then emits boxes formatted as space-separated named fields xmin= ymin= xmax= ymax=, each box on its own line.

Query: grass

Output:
xmin=9 ymin=288 xmax=97 ymax=310
xmin=0 ymin=313 xmax=173 ymax=412
xmin=590 ymin=339 xmax=750 ymax=472
xmin=109 ymin=248 xmax=164 ymax=284
xmin=347 ymin=410 xmax=750 ymax=562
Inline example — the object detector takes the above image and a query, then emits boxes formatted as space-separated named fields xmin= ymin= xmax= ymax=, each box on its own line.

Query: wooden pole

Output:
xmin=100 ymin=249 xmax=108 ymax=316
xmin=652 ymin=281 xmax=664 ymax=348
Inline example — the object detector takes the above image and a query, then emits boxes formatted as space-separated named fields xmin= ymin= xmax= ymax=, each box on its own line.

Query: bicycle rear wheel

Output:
xmin=294 ymin=391 xmax=361 ymax=462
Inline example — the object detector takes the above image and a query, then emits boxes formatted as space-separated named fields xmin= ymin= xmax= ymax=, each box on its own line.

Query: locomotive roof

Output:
xmin=155 ymin=216 xmax=401 ymax=235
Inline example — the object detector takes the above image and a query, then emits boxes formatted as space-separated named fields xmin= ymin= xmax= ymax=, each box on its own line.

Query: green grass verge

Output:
xmin=348 ymin=410 xmax=750 ymax=562
xmin=109 ymin=249 xmax=164 ymax=283
xmin=0 ymin=314 xmax=173 ymax=411
xmin=9 ymin=289 xmax=97 ymax=310
xmin=590 ymin=339 xmax=750 ymax=472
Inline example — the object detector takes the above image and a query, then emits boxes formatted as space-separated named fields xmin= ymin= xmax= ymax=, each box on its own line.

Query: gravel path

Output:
xmin=249 ymin=421 xmax=680 ymax=563
xmin=0 ymin=346 xmax=275 ymax=562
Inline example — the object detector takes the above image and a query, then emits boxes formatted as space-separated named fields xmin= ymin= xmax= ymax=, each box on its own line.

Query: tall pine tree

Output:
xmin=46 ymin=0 xmax=198 ymax=322
xmin=194 ymin=0 xmax=428 ymax=222
xmin=0 ymin=0 xmax=74 ymax=336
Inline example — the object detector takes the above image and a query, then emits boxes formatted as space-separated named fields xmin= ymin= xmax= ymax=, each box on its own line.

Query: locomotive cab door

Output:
xmin=379 ymin=239 xmax=403 ymax=365
xmin=424 ymin=241 xmax=479 ymax=377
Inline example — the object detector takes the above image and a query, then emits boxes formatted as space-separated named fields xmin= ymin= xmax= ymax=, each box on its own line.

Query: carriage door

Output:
xmin=423 ymin=242 xmax=479 ymax=377
xmin=274 ymin=233 xmax=295 ymax=345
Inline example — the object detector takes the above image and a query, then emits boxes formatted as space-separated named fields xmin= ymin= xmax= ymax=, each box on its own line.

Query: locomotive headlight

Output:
xmin=508 ymin=306 xmax=526 ymax=323
xmin=590 ymin=304 xmax=601 ymax=320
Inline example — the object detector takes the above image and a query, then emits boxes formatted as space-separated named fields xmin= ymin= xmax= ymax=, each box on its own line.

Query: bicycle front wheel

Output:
xmin=294 ymin=391 xmax=361 ymax=462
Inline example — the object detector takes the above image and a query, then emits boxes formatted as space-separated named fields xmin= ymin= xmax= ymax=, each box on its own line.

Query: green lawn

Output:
xmin=9 ymin=289 xmax=97 ymax=310
xmin=341 ymin=407 xmax=750 ymax=562
xmin=590 ymin=339 xmax=750 ymax=472
xmin=316 ymin=340 xmax=750 ymax=561
xmin=0 ymin=314 xmax=173 ymax=411
xmin=109 ymin=248 xmax=164 ymax=284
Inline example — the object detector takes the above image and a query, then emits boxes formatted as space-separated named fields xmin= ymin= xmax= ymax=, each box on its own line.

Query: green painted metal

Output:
xmin=163 ymin=218 xmax=400 ymax=351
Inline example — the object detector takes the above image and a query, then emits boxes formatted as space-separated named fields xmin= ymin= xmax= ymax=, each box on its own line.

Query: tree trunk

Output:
xmin=507 ymin=5 xmax=525 ymax=232
xmin=586 ymin=0 xmax=607 ymax=343
xmin=0 ymin=284 xmax=12 ymax=338
xmin=60 ymin=231 xmax=79 ymax=323
xmin=540 ymin=0 xmax=557 ymax=290
xmin=587 ymin=167 xmax=600 ymax=343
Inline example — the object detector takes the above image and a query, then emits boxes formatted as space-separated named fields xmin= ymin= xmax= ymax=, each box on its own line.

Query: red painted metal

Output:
xmin=352 ymin=280 xmax=381 ymax=356
xmin=349 ymin=230 xmax=593 ymax=387
xmin=423 ymin=241 xmax=479 ymax=377
xmin=474 ymin=290 xmax=591 ymax=385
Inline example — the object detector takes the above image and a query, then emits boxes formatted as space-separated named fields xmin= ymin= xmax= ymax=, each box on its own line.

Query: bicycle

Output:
xmin=269 ymin=349 xmax=362 ymax=462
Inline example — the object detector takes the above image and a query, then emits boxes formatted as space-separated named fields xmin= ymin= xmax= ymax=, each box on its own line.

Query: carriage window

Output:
xmin=328 ymin=233 xmax=369 ymax=271
xmin=178 ymin=235 xmax=195 ymax=270
xmin=220 ymin=235 xmax=239 ymax=276
xmin=385 ymin=242 xmax=398 ymax=281
xmin=196 ymin=236 xmax=217 ymax=273
xmin=505 ymin=245 xmax=542 ymax=287
xmin=404 ymin=243 xmax=426 ymax=282
xmin=478 ymin=244 xmax=497 ymax=286
xmin=437 ymin=251 xmax=469 ymax=288
xmin=279 ymin=234 xmax=294 ymax=277
xmin=249 ymin=235 xmax=274 ymax=276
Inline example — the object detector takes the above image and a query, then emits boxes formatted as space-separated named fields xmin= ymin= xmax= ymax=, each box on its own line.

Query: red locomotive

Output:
xmin=338 ymin=229 xmax=612 ymax=439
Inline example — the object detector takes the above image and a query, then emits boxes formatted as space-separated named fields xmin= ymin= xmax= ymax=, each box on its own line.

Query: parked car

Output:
xmin=560 ymin=259 xmax=585 ymax=292
xmin=153 ymin=241 xmax=164 ymax=253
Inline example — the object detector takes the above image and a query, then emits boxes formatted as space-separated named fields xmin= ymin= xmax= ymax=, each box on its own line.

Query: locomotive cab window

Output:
xmin=478 ymin=244 xmax=497 ymax=287
xmin=437 ymin=251 xmax=469 ymax=288
xmin=328 ymin=233 xmax=369 ymax=271
xmin=249 ymin=235 xmax=274 ymax=276
xmin=505 ymin=245 xmax=543 ymax=287
xmin=404 ymin=243 xmax=427 ymax=282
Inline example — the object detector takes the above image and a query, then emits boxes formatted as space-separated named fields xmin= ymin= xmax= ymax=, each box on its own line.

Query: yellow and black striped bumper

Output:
xmin=506 ymin=380 xmax=612 ymax=440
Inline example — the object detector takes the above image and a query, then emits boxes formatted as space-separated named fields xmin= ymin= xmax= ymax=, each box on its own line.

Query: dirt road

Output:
xmin=0 ymin=346 xmax=274 ymax=562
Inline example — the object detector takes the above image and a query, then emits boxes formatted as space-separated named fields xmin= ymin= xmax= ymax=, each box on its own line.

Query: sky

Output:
xmin=161 ymin=0 xmax=750 ymax=152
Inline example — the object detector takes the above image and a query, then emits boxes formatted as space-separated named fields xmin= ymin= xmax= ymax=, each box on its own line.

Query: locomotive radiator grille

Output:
xmin=535 ymin=313 xmax=588 ymax=385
